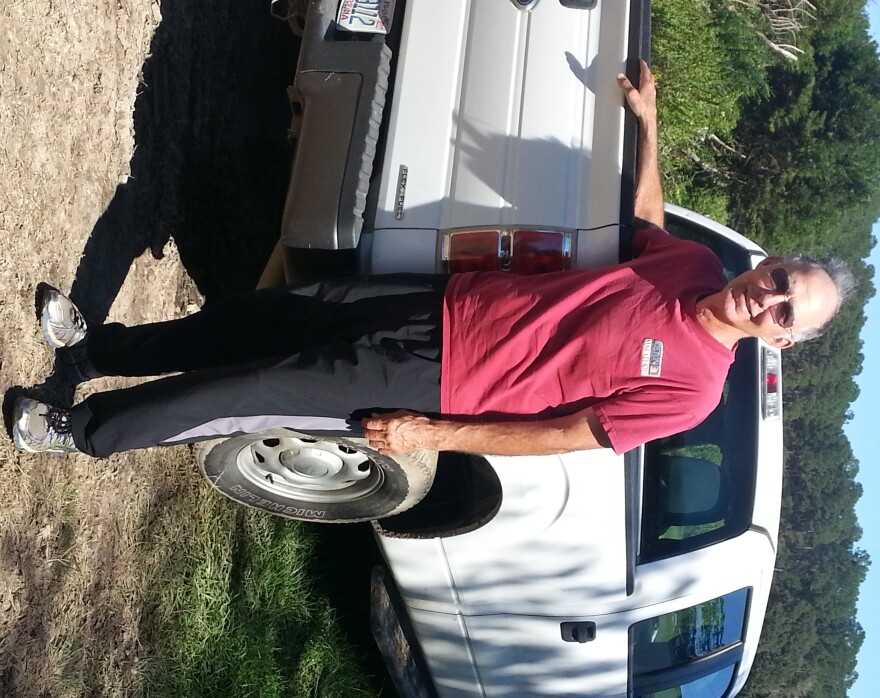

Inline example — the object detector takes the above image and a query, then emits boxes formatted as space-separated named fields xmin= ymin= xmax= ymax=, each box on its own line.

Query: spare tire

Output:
xmin=196 ymin=429 xmax=437 ymax=523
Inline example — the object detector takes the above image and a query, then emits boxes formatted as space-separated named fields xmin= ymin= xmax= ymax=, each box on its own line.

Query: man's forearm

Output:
xmin=362 ymin=408 xmax=610 ymax=456
xmin=618 ymin=61 xmax=664 ymax=228
xmin=634 ymin=112 xmax=664 ymax=228
xmin=421 ymin=414 xmax=605 ymax=455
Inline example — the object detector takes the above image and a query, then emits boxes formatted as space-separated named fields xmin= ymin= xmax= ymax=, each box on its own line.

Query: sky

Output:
xmin=842 ymin=6 xmax=880 ymax=696
xmin=846 ymin=236 xmax=879 ymax=698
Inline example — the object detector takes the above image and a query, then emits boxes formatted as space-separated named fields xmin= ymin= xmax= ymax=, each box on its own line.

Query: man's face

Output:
xmin=717 ymin=258 xmax=839 ymax=348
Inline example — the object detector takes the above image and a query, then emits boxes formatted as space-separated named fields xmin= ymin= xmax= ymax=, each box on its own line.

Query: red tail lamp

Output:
xmin=443 ymin=229 xmax=572 ymax=274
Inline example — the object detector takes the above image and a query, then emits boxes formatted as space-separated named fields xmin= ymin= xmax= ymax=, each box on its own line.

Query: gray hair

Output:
xmin=783 ymin=255 xmax=856 ymax=342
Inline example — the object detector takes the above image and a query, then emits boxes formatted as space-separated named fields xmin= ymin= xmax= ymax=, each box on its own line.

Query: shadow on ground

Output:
xmin=4 ymin=0 xmax=298 ymax=415
xmin=70 ymin=0 xmax=297 ymax=321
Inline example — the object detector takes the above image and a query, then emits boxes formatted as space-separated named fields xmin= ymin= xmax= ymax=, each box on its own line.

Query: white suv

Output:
xmin=197 ymin=1 xmax=784 ymax=696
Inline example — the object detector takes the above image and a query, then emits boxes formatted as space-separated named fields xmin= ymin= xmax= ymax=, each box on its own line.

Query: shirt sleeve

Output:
xmin=592 ymin=389 xmax=713 ymax=455
xmin=630 ymin=224 xmax=674 ymax=259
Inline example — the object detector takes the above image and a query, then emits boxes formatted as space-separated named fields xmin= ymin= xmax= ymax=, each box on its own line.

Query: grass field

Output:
xmin=652 ymin=0 xmax=769 ymax=218
xmin=139 ymin=486 xmax=382 ymax=698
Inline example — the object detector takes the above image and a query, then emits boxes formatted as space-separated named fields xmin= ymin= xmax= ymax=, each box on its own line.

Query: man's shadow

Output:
xmin=70 ymin=0 xmax=298 ymax=321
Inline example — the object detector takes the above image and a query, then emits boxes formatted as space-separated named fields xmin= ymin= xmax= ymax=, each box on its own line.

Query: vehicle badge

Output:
xmin=640 ymin=339 xmax=663 ymax=377
xmin=395 ymin=164 xmax=408 ymax=220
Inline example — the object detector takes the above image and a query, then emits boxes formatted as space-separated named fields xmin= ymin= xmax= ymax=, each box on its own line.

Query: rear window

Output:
xmin=629 ymin=588 xmax=750 ymax=698
xmin=662 ymin=215 xmax=753 ymax=283
xmin=638 ymin=340 xmax=759 ymax=563
xmin=638 ymin=215 xmax=759 ymax=564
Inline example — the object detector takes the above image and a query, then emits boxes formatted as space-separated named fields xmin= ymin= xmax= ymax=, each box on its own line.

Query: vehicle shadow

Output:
xmin=68 ymin=0 xmax=298 ymax=323
xmin=309 ymin=522 xmax=400 ymax=697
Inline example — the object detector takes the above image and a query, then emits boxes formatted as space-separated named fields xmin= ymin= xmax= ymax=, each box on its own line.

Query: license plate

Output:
xmin=336 ymin=0 xmax=396 ymax=34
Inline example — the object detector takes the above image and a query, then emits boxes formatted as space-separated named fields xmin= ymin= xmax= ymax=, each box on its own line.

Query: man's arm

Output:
xmin=362 ymin=408 xmax=611 ymax=456
xmin=617 ymin=61 xmax=664 ymax=229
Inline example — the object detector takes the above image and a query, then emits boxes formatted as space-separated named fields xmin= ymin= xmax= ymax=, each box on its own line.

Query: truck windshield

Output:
xmin=630 ymin=588 xmax=749 ymax=697
xmin=638 ymin=214 xmax=760 ymax=564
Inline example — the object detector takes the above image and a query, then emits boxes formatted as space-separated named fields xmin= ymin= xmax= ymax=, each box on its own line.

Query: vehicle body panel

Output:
xmin=372 ymin=0 xmax=630 ymax=238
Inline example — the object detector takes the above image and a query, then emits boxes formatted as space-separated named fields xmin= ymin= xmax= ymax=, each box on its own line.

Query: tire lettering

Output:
xmin=228 ymin=485 xmax=325 ymax=518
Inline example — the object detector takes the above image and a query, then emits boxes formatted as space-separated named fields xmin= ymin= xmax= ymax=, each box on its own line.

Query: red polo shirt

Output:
xmin=440 ymin=227 xmax=734 ymax=454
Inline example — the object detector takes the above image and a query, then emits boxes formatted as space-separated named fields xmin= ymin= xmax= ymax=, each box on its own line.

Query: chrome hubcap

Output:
xmin=235 ymin=434 xmax=383 ymax=503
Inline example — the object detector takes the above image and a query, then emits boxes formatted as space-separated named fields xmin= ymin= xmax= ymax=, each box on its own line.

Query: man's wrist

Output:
xmin=417 ymin=417 xmax=447 ymax=451
xmin=639 ymin=113 xmax=658 ymax=132
xmin=398 ymin=414 xmax=438 ymax=451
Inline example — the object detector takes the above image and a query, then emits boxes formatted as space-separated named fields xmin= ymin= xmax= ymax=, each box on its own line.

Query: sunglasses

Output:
xmin=769 ymin=266 xmax=795 ymax=330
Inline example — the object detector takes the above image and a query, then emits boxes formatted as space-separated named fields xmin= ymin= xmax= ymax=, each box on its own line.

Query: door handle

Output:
xmin=560 ymin=621 xmax=596 ymax=643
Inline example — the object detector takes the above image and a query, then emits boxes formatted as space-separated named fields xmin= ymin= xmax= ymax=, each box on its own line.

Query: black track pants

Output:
xmin=66 ymin=275 xmax=448 ymax=457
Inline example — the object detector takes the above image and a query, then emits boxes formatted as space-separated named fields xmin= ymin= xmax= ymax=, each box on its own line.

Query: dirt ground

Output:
xmin=0 ymin=1 xmax=298 ymax=694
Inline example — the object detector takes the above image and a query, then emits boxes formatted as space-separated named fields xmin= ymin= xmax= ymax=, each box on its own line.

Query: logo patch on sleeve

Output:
xmin=640 ymin=339 xmax=664 ymax=377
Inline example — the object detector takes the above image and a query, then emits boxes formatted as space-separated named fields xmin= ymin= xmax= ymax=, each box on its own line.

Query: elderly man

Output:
xmin=10 ymin=63 xmax=852 ymax=459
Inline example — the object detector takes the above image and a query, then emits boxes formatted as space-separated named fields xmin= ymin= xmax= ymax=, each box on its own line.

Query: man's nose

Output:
xmin=753 ymin=288 xmax=789 ymax=311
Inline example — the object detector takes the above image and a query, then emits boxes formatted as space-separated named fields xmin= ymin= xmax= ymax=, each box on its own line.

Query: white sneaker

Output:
xmin=12 ymin=398 xmax=79 ymax=456
xmin=36 ymin=283 xmax=88 ymax=349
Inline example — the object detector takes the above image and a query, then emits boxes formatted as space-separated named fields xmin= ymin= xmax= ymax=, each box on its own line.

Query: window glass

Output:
xmin=639 ymin=214 xmax=759 ymax=563
xmin=635 ymin=665 xmax=736 ymax=698
xmin=630 ymin=589 xmax=749 ymax=698
xmin=661 ymin=216 xmax=752 ymax=281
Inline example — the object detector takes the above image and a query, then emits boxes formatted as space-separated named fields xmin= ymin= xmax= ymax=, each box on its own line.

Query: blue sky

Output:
xmin=846 ymin=236 xmax=878 ymax=698
xmin=842 ymin=5 xmax=880 ymax=696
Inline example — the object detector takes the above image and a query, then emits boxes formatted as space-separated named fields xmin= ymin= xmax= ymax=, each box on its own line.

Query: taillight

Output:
xmin=762 ymin=347 xmax=782 ymax=420
xmin=443 ymin=229 xmax=572 ymax=274
xmin=511 ymin=230 xmax=572 ymax=274
xmin=445 ymin=230 xmax=502 ymax=273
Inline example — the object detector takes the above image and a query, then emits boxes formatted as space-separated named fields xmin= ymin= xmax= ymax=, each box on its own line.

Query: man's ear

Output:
xmin=757 ymin=255 xmax=784 ymax=268
xmin=768 ymin=335 xmax=794 ymax=350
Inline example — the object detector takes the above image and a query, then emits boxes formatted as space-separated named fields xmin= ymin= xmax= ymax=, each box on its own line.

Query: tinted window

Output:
xmin=638 ymin=215 xmax=760 ymax=563
xmin=630 ymin=588 xmax=749 ymax=698
xmin=635 ymin=665 xmax=736 ymax=698
xmin=662 ymin=216 xmax=753 ymax=283
xmin=638 ymin=340 xmax=759 ymax=562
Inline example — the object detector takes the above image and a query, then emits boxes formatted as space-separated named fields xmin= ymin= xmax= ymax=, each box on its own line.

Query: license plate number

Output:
xmin=336 ymin=0 xmax=396 ymax=34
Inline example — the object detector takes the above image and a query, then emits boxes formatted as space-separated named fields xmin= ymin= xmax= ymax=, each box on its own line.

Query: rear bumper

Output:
xmin=279 ymin=0 xmax=391 ymax=249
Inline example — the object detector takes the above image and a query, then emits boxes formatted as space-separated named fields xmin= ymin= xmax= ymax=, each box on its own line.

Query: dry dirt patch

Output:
xmin=0 ymin=1 xmax=295 ymax=695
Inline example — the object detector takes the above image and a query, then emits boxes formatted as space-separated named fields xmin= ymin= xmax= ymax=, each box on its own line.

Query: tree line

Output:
xmin=654 ymin=1 xmax=876 ymax=695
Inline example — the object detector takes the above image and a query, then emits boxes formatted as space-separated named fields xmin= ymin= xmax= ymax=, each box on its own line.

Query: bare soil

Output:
xmin=0 ymin=1 xmax=297 ymax=694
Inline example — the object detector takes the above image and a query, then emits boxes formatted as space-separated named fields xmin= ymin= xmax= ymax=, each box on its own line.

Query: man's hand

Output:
xmin=362 ymin=410 xmax=434 ymax=455
xmin=617 ymin=60 xmax=657 ymax=122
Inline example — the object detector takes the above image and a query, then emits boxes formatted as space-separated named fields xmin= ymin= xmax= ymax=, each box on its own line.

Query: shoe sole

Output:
xmin=13 ymin=428 xmax=69 ymax=456
xmin=12 ymin=427 xmax=39 ymax=454
xmin=34 ymin=282 xmax=58 ymax=322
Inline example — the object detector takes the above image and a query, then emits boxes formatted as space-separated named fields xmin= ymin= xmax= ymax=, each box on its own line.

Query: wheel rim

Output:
xmin=235 ymin=434 xmax=384 ymax=504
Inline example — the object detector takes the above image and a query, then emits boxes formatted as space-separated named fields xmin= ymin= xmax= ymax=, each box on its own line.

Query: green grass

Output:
xmin=140 ymin=484 xmax=379 ymax=698
xmin=652 ymin=0 xmax=771 ymax=220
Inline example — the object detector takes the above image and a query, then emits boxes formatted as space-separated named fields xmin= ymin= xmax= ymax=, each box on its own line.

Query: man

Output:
xmin=10 ymin=63 xmax=852 ymax=459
